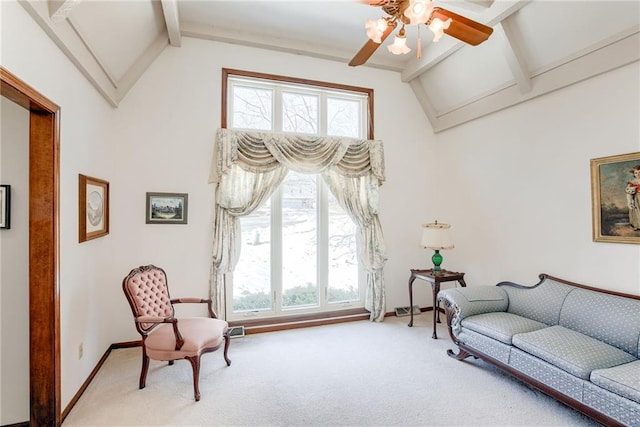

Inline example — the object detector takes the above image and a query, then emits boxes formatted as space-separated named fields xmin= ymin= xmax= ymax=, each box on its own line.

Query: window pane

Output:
xmin=327 ymin=191 xmax=359 ymax=303
xmin=281 ymin=172 xmax=318 ymax=308
xmin=282 ymin=92 xmax=318 ymax=134
xmin=327 ymin=97 xmax=361 ymax=138
xmin=232 ymin=86 xmax=273 ymax=130
xmin=233 ymin=199 xmax=272 ymax=312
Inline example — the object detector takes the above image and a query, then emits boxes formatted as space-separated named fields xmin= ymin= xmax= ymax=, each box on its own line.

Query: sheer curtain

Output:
xmin=209 ymin=128 xmax=387 ymax=321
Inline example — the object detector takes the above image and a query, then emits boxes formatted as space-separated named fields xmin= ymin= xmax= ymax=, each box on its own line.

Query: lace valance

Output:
xmin=210 ymin=128 xmax=385 ymax=184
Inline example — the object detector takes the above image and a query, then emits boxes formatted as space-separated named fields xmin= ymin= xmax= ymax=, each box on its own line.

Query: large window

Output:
xmin=224 ymin=70 xmax=372 ymax=320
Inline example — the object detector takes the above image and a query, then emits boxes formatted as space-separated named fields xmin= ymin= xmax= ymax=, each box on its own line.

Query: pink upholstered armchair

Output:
xmin=122 ymin=265 xmax=231 ymax=401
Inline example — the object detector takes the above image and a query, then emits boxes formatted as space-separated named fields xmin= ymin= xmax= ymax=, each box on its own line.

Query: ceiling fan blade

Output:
xmin=348 ymin=21 xmax=397 ymax=67
xmin=358 ymin=0 xmax=391 ymax=5
xmin=432 ymin=7 xmax=493 ymax=46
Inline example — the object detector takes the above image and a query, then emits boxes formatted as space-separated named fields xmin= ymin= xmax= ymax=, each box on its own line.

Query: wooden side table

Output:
xmin=407 ymin=268 xmax=466 ymax=339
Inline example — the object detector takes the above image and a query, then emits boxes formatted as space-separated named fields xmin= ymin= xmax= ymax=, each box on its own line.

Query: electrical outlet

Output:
xmin=78 ymin=342 xmax=83 ymax=359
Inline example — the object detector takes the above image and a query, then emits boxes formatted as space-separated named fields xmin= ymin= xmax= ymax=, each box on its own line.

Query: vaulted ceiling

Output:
xmin=18 ymin=0 xmax=640 ymax=132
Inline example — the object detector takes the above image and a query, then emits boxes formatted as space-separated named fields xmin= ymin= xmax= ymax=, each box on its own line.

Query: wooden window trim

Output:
xmin=221 ymin=68 xmax=375 ymax=139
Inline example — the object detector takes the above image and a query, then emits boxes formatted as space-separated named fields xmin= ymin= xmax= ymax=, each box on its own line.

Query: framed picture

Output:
xmin=146 ymin=192 xmax=188 ymax=224
xmin=79 ymin=174 xmax=109 ymax=242
xmin=0 ymin=185 xmax=11 ymax=229
xmin=590 ymin=152 xmax=640 ymax=244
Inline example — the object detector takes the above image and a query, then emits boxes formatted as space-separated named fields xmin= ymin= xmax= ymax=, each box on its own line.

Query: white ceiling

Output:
xmin=18 ymin=0 xmax=640 ymax=132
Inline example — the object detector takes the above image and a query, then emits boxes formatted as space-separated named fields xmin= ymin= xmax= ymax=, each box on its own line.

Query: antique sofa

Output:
xmin=437 ymin=273 xmax=640 ymax=427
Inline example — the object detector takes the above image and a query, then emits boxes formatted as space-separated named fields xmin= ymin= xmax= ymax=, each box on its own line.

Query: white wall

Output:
xmin=0 ymin=97 xmax=30 ymax=425
xmin=106 ymin=37 xmax=435 ymax=342
xmin=423 ymin=62 xmax=640 ymax=293
xmin=1 ymin=3 xmax=434 ymax=411
xmin=1 ymin=0 xmax=117 ymax=412
xmin=2 ymin=0 xmax=639 ymax=418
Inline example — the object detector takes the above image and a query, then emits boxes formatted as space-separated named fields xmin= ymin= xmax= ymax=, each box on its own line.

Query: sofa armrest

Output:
xmin=437 ymin=286 xmax=509 ymax=339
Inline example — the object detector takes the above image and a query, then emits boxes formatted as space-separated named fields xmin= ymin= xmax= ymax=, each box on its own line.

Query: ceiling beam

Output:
xmin=116 ymin=33 xmax=169 ymax=101
xmin=67 ymin=16 xmax=119 ymax=88
xmin=401 ymin=0 xmax=530 ymax=82
xmin=496 ymin=17 xmax=531 ymax=94
xmin=20 ymin=0 xmax=119 ymax=106
xmin=409 ymin=79 xmax=438 ymax=126
xmin=160 ymin=0 xmax=181 ymax=47
xmin=430 ymin=30 xmax=640 ymax=132
xmin=181 ymin=21 xmax=404 ymax=72
xmin=48 ymin=0 xmax=81 ymax=22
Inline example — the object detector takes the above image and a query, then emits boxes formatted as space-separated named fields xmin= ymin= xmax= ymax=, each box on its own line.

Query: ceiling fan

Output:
xmin=349 ymin=0 xmax=494 ymax=66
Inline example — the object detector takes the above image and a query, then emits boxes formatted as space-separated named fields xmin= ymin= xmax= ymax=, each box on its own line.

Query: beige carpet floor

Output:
xmin=62 ymin=314 xmax=598 ymax=426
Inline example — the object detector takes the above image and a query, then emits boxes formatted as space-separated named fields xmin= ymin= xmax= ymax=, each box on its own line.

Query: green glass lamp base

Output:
xmin=432 ymin=250 xmax=443 ymax=274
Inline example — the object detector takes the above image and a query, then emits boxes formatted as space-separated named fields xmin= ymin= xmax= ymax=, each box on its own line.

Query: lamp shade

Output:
xmin=421 ymin=222 xmax=454 ymax=250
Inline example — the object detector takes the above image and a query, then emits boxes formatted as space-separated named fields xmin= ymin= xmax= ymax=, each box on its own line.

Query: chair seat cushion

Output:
xmin=590 ymin=360 xmax=640 ymax=404
xmin=512 ymin=325 xmax=636 ymax=379
xmin=145 ymin=317 xmax=228 ymax=360
xmin=461 ymin=312 xmax=547 ymax=345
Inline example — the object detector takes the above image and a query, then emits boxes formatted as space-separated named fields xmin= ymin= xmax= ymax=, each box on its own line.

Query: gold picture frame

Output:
xmin=79 ymin=174 xmax=109 ymax=242
xmin=590 ymin=152 xmax=640 ymax=244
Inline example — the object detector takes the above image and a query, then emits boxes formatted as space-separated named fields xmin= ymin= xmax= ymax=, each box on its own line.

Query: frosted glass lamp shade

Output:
xmin=366 ymin=18 xmax=387 ymax=43
xmin=403 ymin=0 xmax=433 ymax=25
xmin=388 ymin=30 xmax=411 ymax=55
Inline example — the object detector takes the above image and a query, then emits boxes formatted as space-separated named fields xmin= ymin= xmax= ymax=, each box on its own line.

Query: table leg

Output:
xmin=408 ymin=274 xmax=416 ymax=327
xmin=432 ymin=282 xmax=440 ymax=339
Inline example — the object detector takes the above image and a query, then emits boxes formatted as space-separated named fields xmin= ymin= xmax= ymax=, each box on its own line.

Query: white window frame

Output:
xmin=223 ymin=70 xmax=373 ymax=321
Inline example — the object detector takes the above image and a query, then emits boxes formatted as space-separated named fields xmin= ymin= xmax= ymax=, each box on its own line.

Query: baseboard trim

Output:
xmin=60 ymin=341 xmax=140 ymax=424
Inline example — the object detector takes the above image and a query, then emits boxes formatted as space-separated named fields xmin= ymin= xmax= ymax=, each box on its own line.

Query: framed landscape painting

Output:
xmin=79 ymin=174 xmax=109 ymax=242
xmin=146 ymin=192 xmax=188 ymax=224
xmin=590 ymin=152 xmax=640 ymax=244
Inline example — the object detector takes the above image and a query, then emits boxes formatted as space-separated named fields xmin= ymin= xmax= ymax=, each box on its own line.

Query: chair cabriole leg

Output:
xmin=223 ymin=331 xmax=232 ymax=366
xmin=140 ymin=353 xmax=150 ymax=389
xmin=186 ymin=355 xmax=201 ymax=401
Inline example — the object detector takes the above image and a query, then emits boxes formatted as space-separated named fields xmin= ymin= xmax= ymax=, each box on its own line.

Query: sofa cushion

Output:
xmin=500 ymin=278 xmax=574 ymax=326
xmin=590 ymin=360 xmax=640 ymax=404
xmin=461 ymin=312 xmax=547 ymax=345
xmin=512 ymin=325 xmax=636 ymax=379
xmin=559 ymin=288 xmax=640 ymax=357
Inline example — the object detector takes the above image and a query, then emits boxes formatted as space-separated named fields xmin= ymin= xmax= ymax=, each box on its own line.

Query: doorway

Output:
xmin=1 ymin=67 xmax=61 ymax=426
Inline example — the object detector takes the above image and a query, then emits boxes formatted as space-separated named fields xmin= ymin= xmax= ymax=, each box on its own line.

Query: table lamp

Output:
xmin=421 ymin=221 xmax=454 ymax=273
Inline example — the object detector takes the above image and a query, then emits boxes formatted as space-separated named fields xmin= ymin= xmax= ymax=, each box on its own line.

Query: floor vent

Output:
xmin=394 ymin=306 xmax=421 ymax=317
xmin=228 ymin=326 xmax=245 ymax=338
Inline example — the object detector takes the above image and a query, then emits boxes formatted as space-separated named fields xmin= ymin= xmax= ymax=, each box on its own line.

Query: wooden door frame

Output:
xmin=1 ymin=67 xmax=61 ymax=426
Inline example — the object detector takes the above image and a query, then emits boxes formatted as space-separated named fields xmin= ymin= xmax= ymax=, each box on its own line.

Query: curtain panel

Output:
xmin=209 ymin=128 xmax=388 ymax=321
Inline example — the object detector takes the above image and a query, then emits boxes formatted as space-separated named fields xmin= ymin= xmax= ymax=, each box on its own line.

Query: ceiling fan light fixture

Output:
xmin=428 ymin=17 xmax=452 ymax=42
xmin=404 ymin=0 xmax=433 ymax=25
xmin=366 ymin=18 xmax=388 ymax=43
xmin=388 ymin=27 xmax=411 ymax=55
